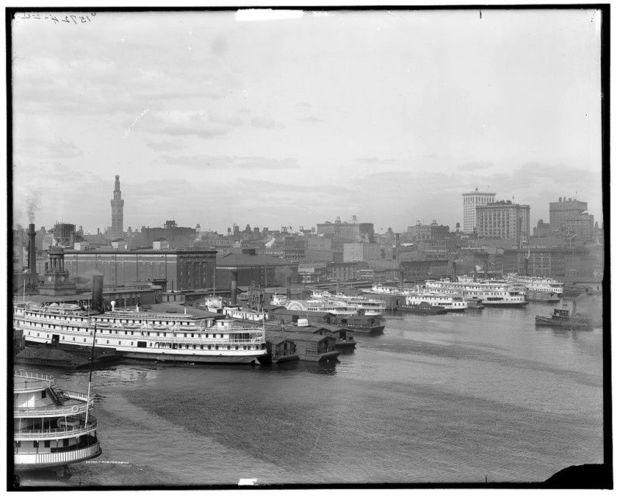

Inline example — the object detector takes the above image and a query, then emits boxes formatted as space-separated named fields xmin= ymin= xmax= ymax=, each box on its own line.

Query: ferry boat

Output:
xmin=13 ymin=302 xmax=268 ymax=365
xmin=14 ymin=370 xmax=102 ymax=470
xmin=362 ymin=284 xmax=403 ymax=295
xmin=424 ymin=279 xmax=527 ymax=307
xmin=402 ymin=290 xmax=467 ymax=312
xmin=298 ymin=291 xmax=386 ymax=317
xmin=505 ymin=275 xmax=564 ymax=303
xmin=331 ymin=293 xmax=387 ymax=316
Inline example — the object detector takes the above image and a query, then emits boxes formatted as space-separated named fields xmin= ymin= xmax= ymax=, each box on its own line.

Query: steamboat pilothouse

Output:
xmin=13 ymin=301 xmax=269 ymax=365
xmin=14 ymin=370 xmax=101 ymax=470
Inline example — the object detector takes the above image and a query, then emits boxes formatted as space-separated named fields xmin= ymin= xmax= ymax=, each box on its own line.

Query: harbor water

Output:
xmin=17 ymin=301 xmax=604 ymax=486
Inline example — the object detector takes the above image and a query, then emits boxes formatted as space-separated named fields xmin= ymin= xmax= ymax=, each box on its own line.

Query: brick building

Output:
xmin=64 ymin=248 xmax=216 ymax=291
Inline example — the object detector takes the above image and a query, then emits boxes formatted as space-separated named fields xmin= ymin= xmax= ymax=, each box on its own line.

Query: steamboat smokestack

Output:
xmin=92 ymin=274 xmax=104 ymax=313
xmin=28 ymin=223 xmax=37 ymax=274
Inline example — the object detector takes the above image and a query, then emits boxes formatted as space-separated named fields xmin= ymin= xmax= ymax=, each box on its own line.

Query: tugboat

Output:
xmin=535 ymin=303 xmax=593 ymax=330
xmin=13 ymin=370 xmax=102 ymax=471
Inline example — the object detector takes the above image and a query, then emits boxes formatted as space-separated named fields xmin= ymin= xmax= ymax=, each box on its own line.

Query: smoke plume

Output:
xmin=26 ymin=193 xmax=40 ymax=224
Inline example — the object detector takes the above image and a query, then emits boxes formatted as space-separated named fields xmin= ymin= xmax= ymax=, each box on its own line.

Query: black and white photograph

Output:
xmin=7 ymin=3 xmax=610 ymax=490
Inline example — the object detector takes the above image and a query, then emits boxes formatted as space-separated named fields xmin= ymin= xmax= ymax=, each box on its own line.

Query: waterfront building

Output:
xmin=501 ymin=246 xmax=603 ymax=282
xmin=64 ymin=248 xmax=216 ymax=291
xmin=475 ymin=201 xmax=530 ymax=245
xmin=326 ymin=261 xmax=370 ymax=281
xmin=216 ymin=250 xmax=297 ymax=295
xmin=110 ymin=175 xmax=124 ymax=240
xmin=462 ymin=188 xmax=495 ymax=234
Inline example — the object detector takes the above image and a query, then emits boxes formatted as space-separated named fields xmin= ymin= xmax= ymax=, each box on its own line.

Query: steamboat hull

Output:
xmin=527 ymin=292 xmax=562 ymax=303
xmin=481 ymin=301 xmax=528 ymax=307
xmin=15 ymin=445 xmax=102 ymax=470
xmin=23 ymin=338 xmax=267 ymax=365
xmin=398 ymin=305 xmax=447 ymax=315
xmin=534 ymin=316 xmax=593 ymax=330
xmin=348 ymin=325 xmax=384 ymax=335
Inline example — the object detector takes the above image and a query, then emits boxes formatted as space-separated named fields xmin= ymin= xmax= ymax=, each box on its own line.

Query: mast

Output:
xmin=84 ymin=319 xmax=97 ymax=427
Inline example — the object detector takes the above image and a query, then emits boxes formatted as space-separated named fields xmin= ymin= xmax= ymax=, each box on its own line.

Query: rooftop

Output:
xmin=216 ymin=253 xmax=291 ymax=268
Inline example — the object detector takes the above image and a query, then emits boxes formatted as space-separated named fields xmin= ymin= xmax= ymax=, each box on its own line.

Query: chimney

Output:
xmin=92 ymin=274 xmax=104 ymax=313
xmin=28 ymin=223 xmax=37 ymax=274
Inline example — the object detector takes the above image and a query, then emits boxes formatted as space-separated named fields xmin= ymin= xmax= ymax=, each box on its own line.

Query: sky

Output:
xmin=11 ymin=8 xmax=603 ymax=234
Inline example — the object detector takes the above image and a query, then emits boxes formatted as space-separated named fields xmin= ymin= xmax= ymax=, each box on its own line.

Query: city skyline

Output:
xmin=12 ymin=9 xmax=602 ymax=233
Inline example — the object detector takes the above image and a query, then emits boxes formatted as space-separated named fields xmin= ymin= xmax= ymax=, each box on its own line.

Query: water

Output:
xmin=16 ymin=301 xmax=604 ymax=486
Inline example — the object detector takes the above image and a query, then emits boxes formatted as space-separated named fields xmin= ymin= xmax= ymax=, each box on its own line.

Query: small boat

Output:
xmin=535 ymin=306 xmax=593 ymax=330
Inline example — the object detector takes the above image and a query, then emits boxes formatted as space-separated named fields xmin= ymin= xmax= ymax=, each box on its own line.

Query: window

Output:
xmin=41 ymin=390 xmax=46 ymax=399
xmin=44 ymin=441 xmax=50 ymax=448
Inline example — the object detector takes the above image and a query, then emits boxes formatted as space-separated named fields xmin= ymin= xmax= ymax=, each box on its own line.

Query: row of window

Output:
xmin=22 ymin=322 xmax=237 ymax=339
xmin=26 ymin=331 xmax=259 ymax=348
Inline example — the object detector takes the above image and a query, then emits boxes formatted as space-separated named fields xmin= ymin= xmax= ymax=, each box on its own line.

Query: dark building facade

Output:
xmin=64 ymin=249 xmax=216 ymax=291
xmin=316 ymin=218 xmax=374 ymax=243
xmin=53 ymin=223 xmax=76 ymax=248
xmin=502 ymin=246 xmax=603 ymax=282
xmin=400 ymin=259 xmax=450 ymax=283
xmin=141 ymin=220 xmax=196 ymax=249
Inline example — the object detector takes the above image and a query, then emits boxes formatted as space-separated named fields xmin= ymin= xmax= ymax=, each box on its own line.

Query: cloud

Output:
xmin=298 ymin=115 xmax=324 ymax=123
xmin=250 ymin=117 xmax=283 ymax=129
xmin=160 ymin=155 xmax=300 ymax=170
xmin=145 ymin=140 xmax=185 ymax=151
xmin=130 ymin=110 xmax=236 ymax=139
xmin=14 ymin=137 xmax=83 ymax=160
xmin=356 ymin=157 xmax=397 ymax=165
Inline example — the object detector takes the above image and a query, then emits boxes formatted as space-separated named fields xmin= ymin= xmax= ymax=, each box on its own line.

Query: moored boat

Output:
xmin=13 ymin=302 xmax=268 ymax=365
xmin=398 ymin=302 xmax=448 ymax=315
xmin=14 ymin=370 xmax=102 ymax=470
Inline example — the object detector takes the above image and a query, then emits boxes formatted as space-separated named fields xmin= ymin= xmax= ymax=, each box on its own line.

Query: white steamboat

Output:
xmin=14 ymin=302 xmax=268 ymax=365
xmin=14 ymin=370 xmax=101 ymax=470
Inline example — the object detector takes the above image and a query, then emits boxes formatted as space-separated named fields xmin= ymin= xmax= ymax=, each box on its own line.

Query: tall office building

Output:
xmin=110 ymin=175 xmax=124 ymax=240
xmin=476 ymin=201 xmax=530 ymax=245
xmin=549 ymin=197 xmax=593 ymax=239
xmin=462 ymin=188 xmax=495 ymax=233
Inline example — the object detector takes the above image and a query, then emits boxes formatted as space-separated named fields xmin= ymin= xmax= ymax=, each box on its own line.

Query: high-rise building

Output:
xmin=110 ymin=175 xmax=124 ymax=240
xmin=475 ymin=201 xmax=530 ymax=245
xmin=462 ymin=188 xmax=495 ymax=233
xmin=549 ymin=197 xmax=593 ymax=239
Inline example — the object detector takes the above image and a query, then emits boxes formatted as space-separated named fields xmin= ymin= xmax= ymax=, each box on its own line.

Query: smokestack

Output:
xmin=28 ymin=223 xmax=37 ymax=274
xmin=230 ymin=269 xmax=238 ymax=306
xmin=92 ymin=274 xmax=104 ymax=313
